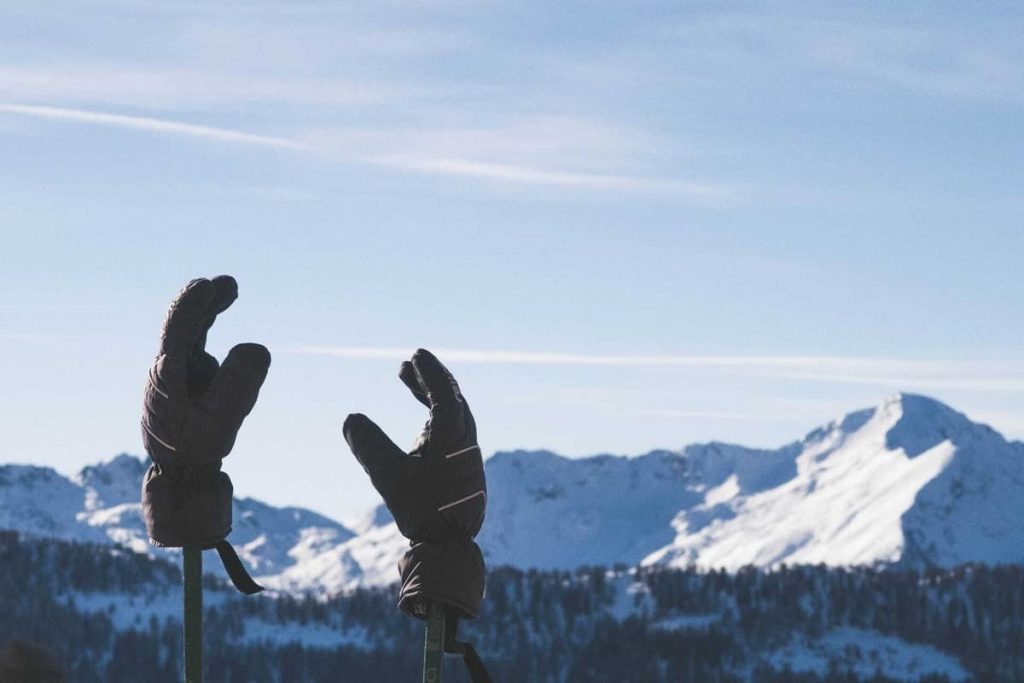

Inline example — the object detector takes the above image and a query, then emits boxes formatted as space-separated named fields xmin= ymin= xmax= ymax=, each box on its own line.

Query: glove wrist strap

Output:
xmin=214 ymin=541 xmax=263 ymax=595
xmin=443 ymin=612 xmax=493 ymax=683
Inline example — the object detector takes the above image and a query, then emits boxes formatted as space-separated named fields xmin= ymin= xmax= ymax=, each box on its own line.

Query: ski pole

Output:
xmin=183 ymin=545 xmax=203 ymax=683
xmin=423 ymin=602 xmax=445 ymax=683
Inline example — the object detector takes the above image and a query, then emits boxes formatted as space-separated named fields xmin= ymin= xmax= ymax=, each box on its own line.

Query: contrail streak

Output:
xmin=0 ymin=102 xmax=308 ymax=150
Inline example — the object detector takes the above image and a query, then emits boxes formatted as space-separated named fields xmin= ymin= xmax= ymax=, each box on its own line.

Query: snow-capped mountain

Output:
xmin=645 ymin=393 xmax=1024 ymax=570
xmin=472 ymin=392 xmax=1024 ymax=573
xmin=479 ymin=441 xmax=800 ymax=570
xmin=0 ymin=454 xmax=367 ymax=594
xmin=1 ymin=393 xmax=1022 ymax=595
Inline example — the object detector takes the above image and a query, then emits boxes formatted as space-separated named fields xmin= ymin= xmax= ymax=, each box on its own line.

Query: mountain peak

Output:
xmin=75 ymin=453 xmax=147 ymax=482
xmin=880 ymin=393 xmax=988 ymax=457
xmin=74 ymin=454 xmax=148 ymax=510
xmin=804 ymin=394 xmax=987 ymax=458
xmin=881 ymin=392 xmax=958 ymax=417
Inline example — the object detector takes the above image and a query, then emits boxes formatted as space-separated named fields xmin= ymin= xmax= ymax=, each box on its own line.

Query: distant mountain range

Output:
xmin=2 ymin=393 xmax=1022 ymax=595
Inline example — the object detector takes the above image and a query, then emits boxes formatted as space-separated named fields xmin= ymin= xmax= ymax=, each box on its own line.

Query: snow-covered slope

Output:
xmin=1 ymin=393 xmax=1022 ymax=595
xmin=644 ymin=393 xmax=1024 ymax=570
xmin=0 ymin=454 xmax=364 ymax=594
xmin=477 ymin=442 xmax=797 ymax=569
xmin=0 ymin=462 xmax=113 ymax=543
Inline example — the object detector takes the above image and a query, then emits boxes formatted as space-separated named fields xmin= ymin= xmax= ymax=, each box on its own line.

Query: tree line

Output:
xmin=2 ymin=532 xmax=1021 ymax=682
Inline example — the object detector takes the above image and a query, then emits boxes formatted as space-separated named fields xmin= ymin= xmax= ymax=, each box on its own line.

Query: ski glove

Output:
xmin=343 ymin=349 xmax=487 ymax=618
xmin=141 ymin=276 xmax=270 ymax=595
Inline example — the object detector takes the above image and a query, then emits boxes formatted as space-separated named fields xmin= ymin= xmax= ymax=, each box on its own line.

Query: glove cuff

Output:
xmin=398 ymin=540 xmax=485 ymax=620
xmin=141 ymin=463 xmax=232 ymax=548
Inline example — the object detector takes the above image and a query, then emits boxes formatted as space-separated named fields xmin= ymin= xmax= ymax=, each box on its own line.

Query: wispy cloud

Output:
xmin=0 ymin=103 xmax=726 ymax=197
xmin=0 ymin=103 xmax=307 ymax=150
xmin=300 ymin=115 xmax=725 ymax=197
xmin=304 ymin=117 xmax=678 ymax=169
xmin=292 ymin=345 xmax=1024 ymax=393
xmin=638 ymin=408 xmax=799 ymax=421
xmin=372 ymin=156 xmax=731 ymax=200
xmin=773 ymin=372 xmax=1024 ymax=394
xmin=291 ymin=345 xmax=844 ymax=367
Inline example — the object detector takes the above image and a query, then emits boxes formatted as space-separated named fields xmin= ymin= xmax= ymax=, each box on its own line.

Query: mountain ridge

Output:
xmin=1 ymin=392 xmax=1022 ymax=595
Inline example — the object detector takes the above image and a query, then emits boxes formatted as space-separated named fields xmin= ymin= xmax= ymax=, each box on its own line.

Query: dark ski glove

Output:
xmin=343 ymin=349 xmax=487 ymax=619
xmin=141 ymin=275 xmax=270 ymax=595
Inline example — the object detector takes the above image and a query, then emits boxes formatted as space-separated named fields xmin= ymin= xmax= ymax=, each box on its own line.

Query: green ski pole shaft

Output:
xmin=423 ymin=603 xmax=445 ymax=683
xmin=183 ymin=545 xmax=203 ymax=683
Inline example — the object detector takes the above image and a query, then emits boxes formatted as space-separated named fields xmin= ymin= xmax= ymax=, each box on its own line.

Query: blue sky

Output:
xmin=1 ymin=1 xmax=1023 ymax=520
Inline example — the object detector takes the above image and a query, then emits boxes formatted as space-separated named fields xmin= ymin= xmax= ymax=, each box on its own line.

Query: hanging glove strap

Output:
xmin=214 ymin=540 xmax=264 ymax=595
xmin=444 ymin=613 xmax=493 ymax=683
